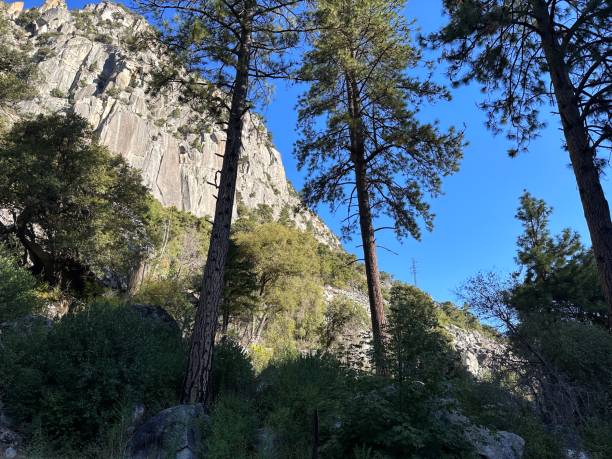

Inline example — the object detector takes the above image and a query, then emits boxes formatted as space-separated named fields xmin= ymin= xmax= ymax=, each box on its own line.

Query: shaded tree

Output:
xmin=433 ymin=0 xmax=612 ymax=328
xmin=296 ymin=0 xmax=463 ymax=371
xmin=136 ymin=0 xmax=304 ymax=403
xmin=0 ymin=113 xmax=150 ymax=292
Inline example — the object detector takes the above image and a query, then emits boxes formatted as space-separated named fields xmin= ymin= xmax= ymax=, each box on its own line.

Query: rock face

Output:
xmin=445 ymin=324 xmax=510 ymax=378
xmin=124 ymin=404 xmax=207 ymax=459
xmin=3 ymin=1 xmax=338 ymax=246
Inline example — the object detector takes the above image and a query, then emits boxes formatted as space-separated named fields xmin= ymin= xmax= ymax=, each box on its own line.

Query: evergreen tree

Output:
xmin=512 ymin=192 xmax=606 ymax=325
xmin=515 ymin=191 xmax=582 ymax=283
xmin=296 ymin=0 xmax=463 ymax=371
xmin=433 ymin=0 xmax=612 ymax=329
xmin=136 ymin=0 xmax=304 ymax=402
xmin=0 ymin=113 xmax=150 ymax=292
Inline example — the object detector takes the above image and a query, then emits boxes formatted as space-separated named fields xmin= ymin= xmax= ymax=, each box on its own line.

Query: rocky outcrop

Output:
xmin=3 ymin=1 xmax=338 ymax=246
xmin=124 ymin=404 xmax=208 ymax=459
xmin=445 ymin=324 xmax=510 ymax=378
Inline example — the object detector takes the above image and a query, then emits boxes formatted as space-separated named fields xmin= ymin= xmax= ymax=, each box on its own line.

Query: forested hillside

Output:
xmin=0 ymin=0 xmax=610 ymax=458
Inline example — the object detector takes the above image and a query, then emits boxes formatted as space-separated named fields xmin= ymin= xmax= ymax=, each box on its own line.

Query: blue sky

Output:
xmin=24 ymin=0 xmax=612 ymax=302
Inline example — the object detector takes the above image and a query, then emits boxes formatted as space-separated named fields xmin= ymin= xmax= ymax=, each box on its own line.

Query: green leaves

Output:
xmin=0 ymin=113 xmax=151 ymax=288
xmin=0 ymin=245 xmax=42 ymax=322
xmin=297 ymin=0 xmax=463 ymax=241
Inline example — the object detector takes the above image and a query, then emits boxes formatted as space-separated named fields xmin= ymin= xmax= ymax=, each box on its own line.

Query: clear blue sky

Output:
xmin=25 ymin=0 xmax=612 ymax=302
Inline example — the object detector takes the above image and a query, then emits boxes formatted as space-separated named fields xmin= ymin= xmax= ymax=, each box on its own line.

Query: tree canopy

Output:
xmin=0 ymin=113 xmax=151 ymax=292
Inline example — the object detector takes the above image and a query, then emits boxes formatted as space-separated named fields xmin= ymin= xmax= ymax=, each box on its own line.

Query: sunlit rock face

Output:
xmin=3 ymin=0 xmax=339 ymax=246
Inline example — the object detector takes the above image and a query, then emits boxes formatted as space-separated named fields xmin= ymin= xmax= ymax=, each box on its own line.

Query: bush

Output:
xmin=206 ymin=395 xmax=258 ymax=458
xmin=0 ymin=300 xmax=186 ymax=452
xmin=257 ymin=355 xmax=472 ymax=458
xmin=132 ymin=277 xmax=196 ymax=334
xmin=210 ymin=338 xmax=256 ymax=401
xmin=0 ymin=245 xmax=42 ymax=322
xmin=258 ymin=356 xmax=352 ymax=458
xmin=386 ymin=284 xmax=460 ymax=392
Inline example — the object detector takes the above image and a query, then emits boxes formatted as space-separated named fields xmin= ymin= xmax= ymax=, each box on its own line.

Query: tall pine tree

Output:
xmin=136 ymin=0 xmax=303 ymax=402
xmin=433 ymin=0 xmax=612 ymax=329
xmin=296 ymin=0 xmax=463 ymax=371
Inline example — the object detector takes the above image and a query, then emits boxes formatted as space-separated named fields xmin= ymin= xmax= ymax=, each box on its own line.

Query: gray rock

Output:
xmin=442 ymin=411 xmax=525 ymax=459
xmin=125 ymin=404 xmax=208 ymax=459
xmin=468 ymin=428 xmax=525 ymax=459
xmin=5 ymin=1 xmax=339 ymax=247
xmin=0 ymin=426 xmax=20 ymax=459
xmin=131 ymin=304 xmax=180 ymax=333
xmin=445 ymin=324 xmax=511 ymax=378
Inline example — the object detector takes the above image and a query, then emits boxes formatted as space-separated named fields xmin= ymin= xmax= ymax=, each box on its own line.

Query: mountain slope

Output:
xmin=1 ymin=0 xmax=338 ymax=245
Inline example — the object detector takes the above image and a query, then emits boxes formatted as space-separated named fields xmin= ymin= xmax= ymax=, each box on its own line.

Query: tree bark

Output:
xmin=182 ymin=22 xmax=252 ymax=403
xmin=345 ymin=73 xmax=387 ymax=372
xmin=533 ymin=0 xmax=612 ymax=330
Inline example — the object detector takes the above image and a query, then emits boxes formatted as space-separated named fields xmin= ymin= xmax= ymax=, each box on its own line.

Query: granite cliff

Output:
xmin=0 ymin=0 xmax=338 ymax=245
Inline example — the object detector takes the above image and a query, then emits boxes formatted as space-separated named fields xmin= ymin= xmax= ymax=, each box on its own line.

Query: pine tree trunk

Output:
xmin=345 ymin=73 xmax=387 ymax=372
xmin=182 ymin=25 xmax=252 ymax=403
xmin=534 ymin=0 xmax=612 ymax=330
xmin=354 ymin=159 xmax=387 ymax=372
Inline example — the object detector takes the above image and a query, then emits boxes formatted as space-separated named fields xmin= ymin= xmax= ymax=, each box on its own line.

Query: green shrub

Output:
xmin=0 ymin=245 xmax=42 ymax=322
xmin=386 ymin=284 xmax=460 ymax=392
xmin=258 ymin=356 xmax=352 ymax=458
xmin=210 ymin=338 xmax=256 ymax=401
xmin=257 ymin=355 xmax=472 ymax=458
xmin=132 ymin=277 xmax=196 ymax=333
xmin=326 ymin=383 xmax=472 ymax=458
xmin=206 ymin=395 xmax=258 ymax=459
xmin=582 ymin=418 xmax=612 ymax=459
xmin=49 ymin=87 xmax=65 ymax=98
xmin=0 ymin=300 xmax=186 ymax=452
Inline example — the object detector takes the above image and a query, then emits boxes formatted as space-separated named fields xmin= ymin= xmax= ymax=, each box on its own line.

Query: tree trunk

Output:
xmin=128 ymin=259 xmax=146 ymax=296
xmin=345 ymin=73 xmax=387 ymax=372
xmin=534 ymin=0 xmax=612 ymax=330
xmin=354 ymin=158 xmax=387 ymax=372
xmin=182 ymin=24 xmax=252 ymax=403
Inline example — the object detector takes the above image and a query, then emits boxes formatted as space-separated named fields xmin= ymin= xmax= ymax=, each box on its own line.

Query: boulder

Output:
xmin=467 ymin=426 xmax=525 ymax=459
xmin=124 ymin=404 xmax=208 ymax=459
xmin=441 ymin=410 xmax=525 ymax=459
xmin=130 ymin=304 xmax=180 ymax=333
xmin=0 ymin=426 xmax=20 ymax=459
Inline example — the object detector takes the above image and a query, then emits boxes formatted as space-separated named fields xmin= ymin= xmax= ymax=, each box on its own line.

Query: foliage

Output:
xmin=227 ymin=221 xmax=323 ymax=347
xmin=317 ymin=244 xmax=361 ymax=288
xmin=455 ymin=378 xmax=562 ymax=459
xmin=319 ymin=296 xmax=368 ymax=351
xmin=0 ymin=244 xmax=42 ymax=322
xmin=0 ymin=20 xmax=38 ymax=109
xmin=132 ymin=277 xmax=196 ymax=333
xmin=258 ymin=355 xmax=472 ymax=458
xmin=0 ymin=113 xmax=151 ymax=291
xmin=436 ymin=301 xmax=498 ymax=339
xmin=510 ymin=192 xmax=606 ymax=324
xmin=432 ymin=0 xmax=610 ymax=156
xmin=0 ymin=300 xmax=186 ymax=452
xmin=210 ymin=338 xmax=256 ymax=401
xmin=386 ymin=284 xmax=460 ymax=392
xmin=257 ymin=356 xmax=354 ymax=458
xmin=297 ymin=0 xmax=463 ymax=240
xmin=206 ymin=395 xmax=258 ymax=459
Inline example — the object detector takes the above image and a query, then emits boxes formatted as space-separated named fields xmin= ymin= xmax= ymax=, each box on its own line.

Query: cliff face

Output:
xmin=1 ymin=0 xmax=338 ymax=245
